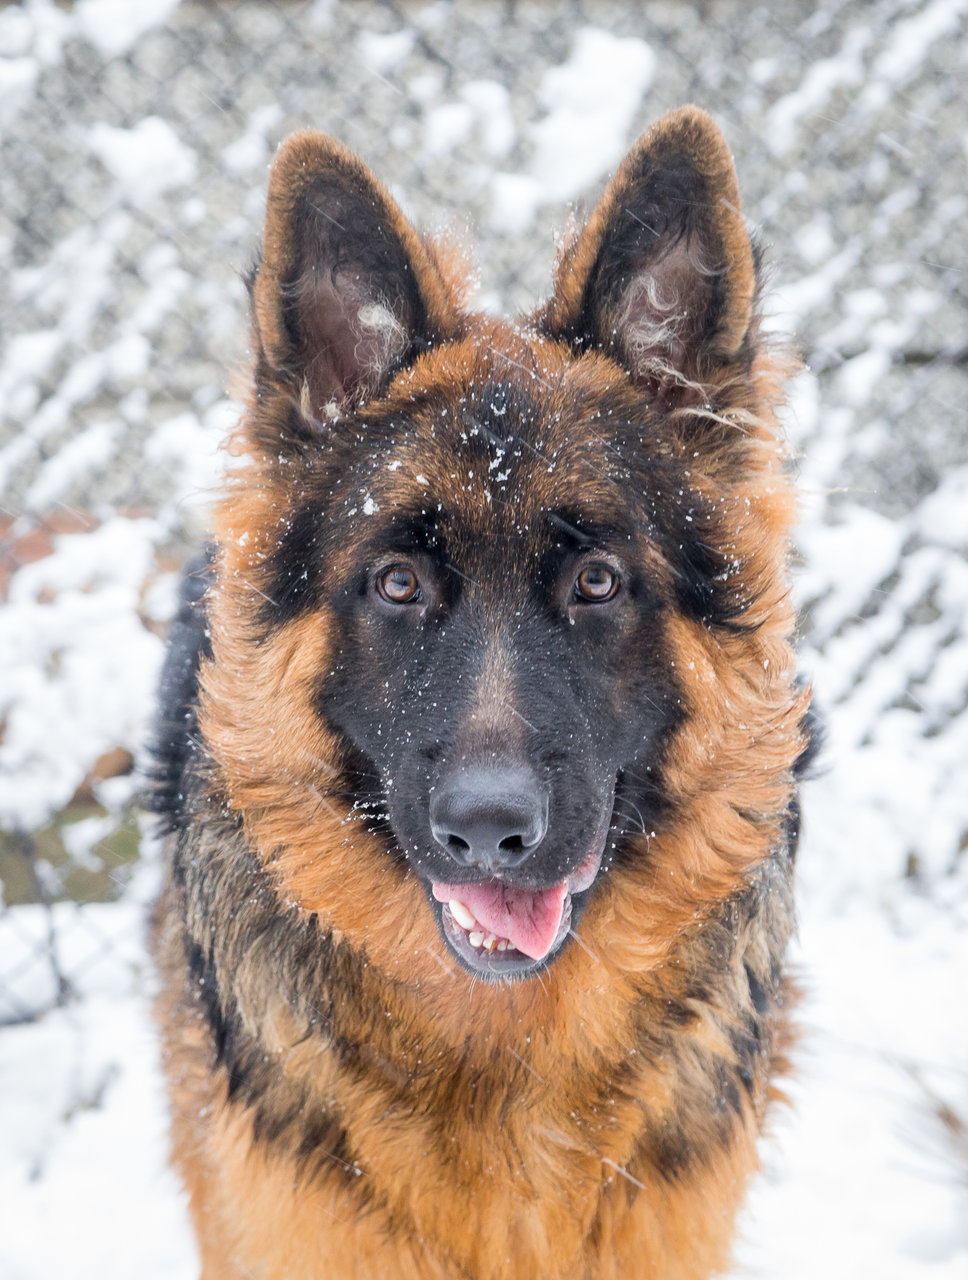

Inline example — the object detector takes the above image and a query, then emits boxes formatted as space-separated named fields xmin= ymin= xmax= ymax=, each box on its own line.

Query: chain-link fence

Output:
xmin=1 ymin=2 xmax=967 ymax=1269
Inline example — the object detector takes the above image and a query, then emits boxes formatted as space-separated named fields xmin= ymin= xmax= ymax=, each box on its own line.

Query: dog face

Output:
xmin=269 ymin=359 xmax=692 ymax=976
xmin=200 ymin=111 xmax=802 ymax=981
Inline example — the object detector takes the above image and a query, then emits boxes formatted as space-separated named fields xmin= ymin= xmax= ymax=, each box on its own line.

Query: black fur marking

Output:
xmin=546 ymin=510 xmax=597 ymax=548
xmin=257 ymin=501 xmax=326 ymax=628
xmin=358 ymin=510 xmax=448 ymax=562
xmin=178 ymin=868 xmax=371 ymax=1194
xmin=744 ymin=962 xmax=770 ymax=1019
xmin=713 ymin=1064 xmax=744 ymax=1119
xmin=783 ymin=796 xmax=803 ymax=861
xmin=647 ymin=1118 xmax=695 ymax=1187
xmin=214 ymin=1024 xmax=364 ymax=1192
xmin=794 ymin=698 xmax=824 ymax=780
xmin=728 ymin=1020 xmax=761 ymax=1100
xmin=630 ymin=858 xmax=791 ymax=1188
xmin=293 ymin=1107 xmax=359 ymax=1182
xmin=183 ymin=934 xmax=235 ymax=1074
xmin=784 ymin=696 xmax=823 ymax=860
xmin=145 ymin=549 xmax=213 ymax=833
xmin=257 ymin=502 xmax=451 ymax=633
xmin=468 ymin=377 xmax=544 ymax=442
xmin=670 ymin=528 xmax=754 ymax=630
xmin=546 ymin=508 xmax=635 ymax=550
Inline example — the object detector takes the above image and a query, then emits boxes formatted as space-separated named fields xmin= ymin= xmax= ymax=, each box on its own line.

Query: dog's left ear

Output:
xmin=251 ymin=132 xmax=458 ymax=418
xmin=537 ymin=107 xmax=756 ymax=400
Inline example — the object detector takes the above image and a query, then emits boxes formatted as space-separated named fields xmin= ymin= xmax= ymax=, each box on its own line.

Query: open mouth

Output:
xmin=429 ymin=839 xmax=606 ymax=978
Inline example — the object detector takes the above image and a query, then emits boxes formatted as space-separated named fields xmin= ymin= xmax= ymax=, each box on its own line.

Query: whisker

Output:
xmin=611 ymin=797 xmax=647 ymax=835
xmin=566 ymin=927 xmax=600 ymax=964
xmin=602 ymin=1157 xmax=646 ymax=1191
xmin=507 ymin=1046 xmax=547 ymax=1083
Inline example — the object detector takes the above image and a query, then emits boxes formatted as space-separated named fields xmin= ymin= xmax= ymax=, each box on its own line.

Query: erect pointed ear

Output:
xmin=537 ymin=107 xmax=756 ymax=400
xmin=251 ymin=132 xmax=457 ymax=417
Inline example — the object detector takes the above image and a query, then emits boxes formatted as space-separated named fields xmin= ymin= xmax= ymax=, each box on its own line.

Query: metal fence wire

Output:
xmin=1 ymin=0 xmax=966 ymax=1022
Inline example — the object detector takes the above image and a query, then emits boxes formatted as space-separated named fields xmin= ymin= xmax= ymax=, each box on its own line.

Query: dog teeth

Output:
xmin=447 ymin=900 xmax=512 ymax=953
xmin=449 ymin=899 xmax=476 ymax=930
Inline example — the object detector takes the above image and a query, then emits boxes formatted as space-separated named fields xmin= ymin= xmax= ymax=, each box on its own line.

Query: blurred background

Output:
xmin=1 ymin=1 xmax=965 ymax=1276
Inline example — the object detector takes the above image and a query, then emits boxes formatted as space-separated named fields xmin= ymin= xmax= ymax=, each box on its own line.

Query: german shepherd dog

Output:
xmin=151 ymin=107 xmax=814 ymax=1279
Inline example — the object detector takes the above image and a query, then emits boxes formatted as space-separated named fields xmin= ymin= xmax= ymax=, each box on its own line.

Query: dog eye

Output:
xmin=574 ymin=563 xmax=619 ymax=603
xmin=376 ymin=565 xmax=422 ymax=605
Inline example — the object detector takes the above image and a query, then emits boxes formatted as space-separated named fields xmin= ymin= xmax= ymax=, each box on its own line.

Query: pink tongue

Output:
xmin=431 ymin=879 xmax=568 ymax=960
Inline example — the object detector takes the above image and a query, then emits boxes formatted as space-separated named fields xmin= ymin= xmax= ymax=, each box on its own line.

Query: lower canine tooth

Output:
xmin=468 ymin=930 xmax=485 ymax=948
xmin=449 ymin=899 xmax=476 ymax=930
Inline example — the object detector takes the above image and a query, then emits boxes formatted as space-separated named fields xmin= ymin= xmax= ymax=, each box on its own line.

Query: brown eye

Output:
xmin=377 ymin=565 xmax=421 ymax=605
xmin=574 ymin=563 xmax=619 ymax=603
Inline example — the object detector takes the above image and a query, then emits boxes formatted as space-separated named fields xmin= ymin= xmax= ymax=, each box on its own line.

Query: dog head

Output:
xmin=199 ymin=109 xmax=806 ymax=981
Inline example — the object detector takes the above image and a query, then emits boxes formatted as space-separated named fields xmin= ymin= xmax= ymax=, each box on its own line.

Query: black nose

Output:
xmin=430 ymin=765 xmax=548 ymax=874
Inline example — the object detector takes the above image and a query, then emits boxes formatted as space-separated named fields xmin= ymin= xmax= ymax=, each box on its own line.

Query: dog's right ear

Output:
xmin=251 ymin=132 xmax=457 ymax=422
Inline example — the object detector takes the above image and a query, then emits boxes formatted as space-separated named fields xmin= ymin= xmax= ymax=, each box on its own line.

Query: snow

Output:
xmin=222 ymin=104 xmax=284 ymax=175
xmin=530 ymin=28 xmax=656 ymax=202
xmin=358 ymin=28 xmax=417 ymax=75
xmin=0 ymin=330 xmax=62 ymax=434
xmin=143 ymin=402 xmax=235 ymax=516
xmin=74 ymin=0 xmax=183 ymax=58
xmin=767 ymin=25 xmax=870 ymax=154
xmin=489 ymin=27 xmax=656 ymax=232
xmin=0 ymin=0 xmax=72 ymax=83
xmin=24 ymin=419 xmax=122 ymax=510
xmin=460 ymin=82 xmax=515 ymax=158
xmin=1 ymin=3 xmax=966 ymax=1278
xmin=423 ymin=81 xmax=515 ymax=161
xmin=740 ymin=962 xmax=968 ymax=1277
xmin=917 ymin=464 xmax=968 ymax=547
xmin=859 ymin=0 xmax=968 ymax=110
xmin=423 ymin=100 xmax=476 ymax=156
xmin=490 ymin=172 xmax=546 ymax=235
xmin=0 ymin=57 xmax=39 ymax=121
xmin=0 ymin=904 xmax=197 ymax=1280
xmin=0 ymin=518 xmax=168 ymax=831
xmin=88 ymin=118 xmax=198 ymax=205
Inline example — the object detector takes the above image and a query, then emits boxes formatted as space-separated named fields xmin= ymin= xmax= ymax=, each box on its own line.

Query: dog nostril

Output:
xmin=429 ymin=765 xmax=548 ymax=873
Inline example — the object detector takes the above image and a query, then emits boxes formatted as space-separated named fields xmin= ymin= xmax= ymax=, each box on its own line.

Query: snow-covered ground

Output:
xmin=1 ymin=1 xmax=966 ymax=1276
